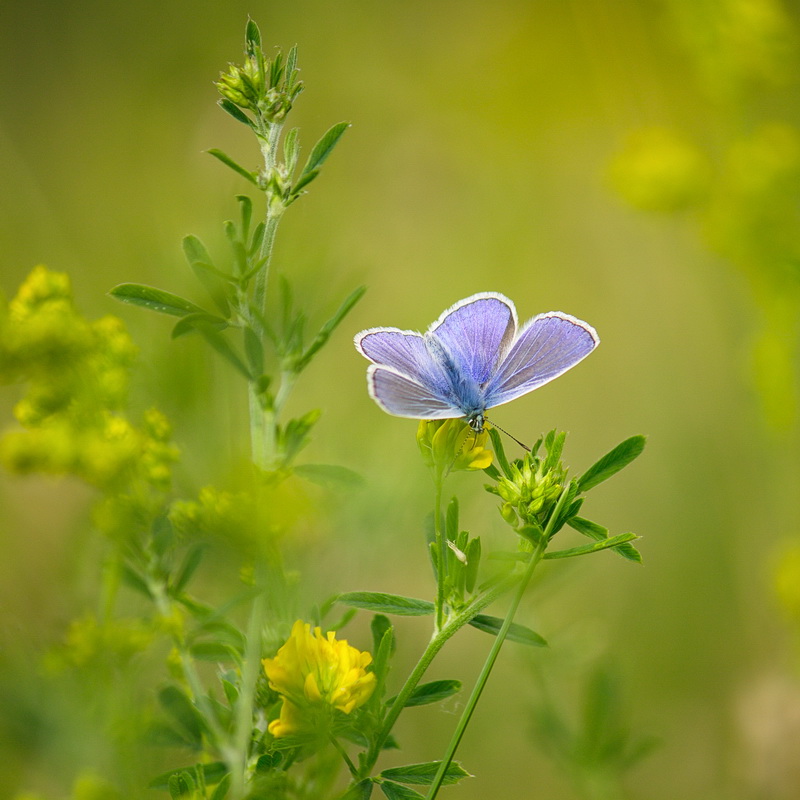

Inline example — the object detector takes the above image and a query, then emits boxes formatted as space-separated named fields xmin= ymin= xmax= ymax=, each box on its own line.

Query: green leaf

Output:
xmin=255 ymin=752 xmax=282 ymax=772
xmin=158 ymin=686 xmax=207 ymax=748
xmin=568 ymin=516 xmax=608 ymax=541
xmin=210 ymin=773 xmax=231 ymax=800
xmin=172 ymin=544 xmax=205 ymax=594
xmin=236 ymin=195 xmax=253 ymax=239
xmin=387 ymin=680 xmax=461 ymax=708
xmin=339 ymin=780 xmax=373 ymax=800
xmin=173 ymin=319 xmax=252 ymax=380
xmin=243 ymin=326 xmax=264 ymax=376
xmin=217 ymin=99 xmax=254 ymax=128
xmin=468 ymin=613 xmax=547 ymax=647
xmin=150 ymin=762 xmax=227 ymax=791
xmin=543 ymin=532 xmax=641 ymax=561
xmin=487 ymin=427 xmax=513 ymax=479
xmin=168 ymin=772 xmax=193 ymax=798
xmin=171 ymin=312 xmax=229 ymax=339
xmin=445 ymin=497 xmax=459 ymax=542
xmin=300 ymin=121 xmax=349 ymax=177
xmin=207 ymin=148 xmax=258 ymax=186
xmin=189 ymin=641 xmax=240 ymax=663
xmin=578 ymin=436 xmax=646 ymax=492
xmin=293 ymin=463 xmax=365 ymax=489
xmin=338 ymin=592 xmax=435 ymax=616
xmin=284 ymin=127 xmax=300 ymax=176
xmin=245 ymin=18 xmax=261 ymax=51
xmin=290 ymin=168 xmax=319 ymax=196
xmin=121 ymin=564 xmax=152 ymax=598
xmin=295 ymin=285 xmax=367 ymax=371
xmin=464 ymin=537 xmax=481 ymax=594
xmin=109 ymin=283 xmax=205 ymax=317
xmin=380 ymin=761 xmax=471 ymax=786
xmin=380 ymin=781 xmax=424 ymax=800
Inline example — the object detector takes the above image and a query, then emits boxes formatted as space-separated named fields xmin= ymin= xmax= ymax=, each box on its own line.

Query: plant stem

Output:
xmin=229 ymin=559 xmax=269 ymax=800
xmin=434 ymin=475 xmax=445 ymax=632
xmin=424 ymin=486 xmax=573 ymax=800
xmin=358 ymin=572 xmax=522 ymax=779
xmin=249 ymin=119 xmax=285 ymax=470
xmin=330 ymin=735 xmax=358 ymax=778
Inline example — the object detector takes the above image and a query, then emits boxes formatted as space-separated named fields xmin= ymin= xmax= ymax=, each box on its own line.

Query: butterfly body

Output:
xmin=355 ymin=292 xmax=598 ymax=425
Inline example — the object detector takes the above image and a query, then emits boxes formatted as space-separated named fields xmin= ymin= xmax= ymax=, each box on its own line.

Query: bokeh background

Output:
xmin=3 ymin=0 xmax=800 ymax=798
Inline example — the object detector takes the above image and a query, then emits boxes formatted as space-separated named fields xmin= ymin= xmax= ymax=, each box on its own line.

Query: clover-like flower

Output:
xmin=262 ymin=620 xmax=376 ymax=738
xmin=417 ymin=418 xmax=493 ymax=477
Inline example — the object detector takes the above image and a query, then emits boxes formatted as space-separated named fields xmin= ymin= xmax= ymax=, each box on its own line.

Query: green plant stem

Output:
xmin=147 ymin=576 xmax=228 ymax=750
xmin=229 ymin=559 xmax=270 ymax=800
xmin=330 ymin=735 xmax=358 ymax=778
xmin=434 ymin=475 xmax=445 ymax=632
xmin=358 ymin=571 xmax=522 ymax=780
xmin=249 ymin=119 xmax=284 ymax=469
xmin=424 ymin=486 xmax=573 ymax=800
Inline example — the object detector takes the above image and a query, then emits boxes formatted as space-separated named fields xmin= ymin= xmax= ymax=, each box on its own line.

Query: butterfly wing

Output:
xmin=483 ymin=312 xmax=599 ymax=408
xmin=355 ymin=327 xmax=451 ymax=393
xmin=427 ymin=292 xmax=517 ymax=385
xmin=367 ymin=365 xmax=463 ymax=419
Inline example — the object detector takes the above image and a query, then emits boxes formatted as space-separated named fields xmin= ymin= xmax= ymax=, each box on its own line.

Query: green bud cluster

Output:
xmin=486 ymin=432 xmax=568 ymax=531
xmin=215 ymin=21 xmax=303 ymax=128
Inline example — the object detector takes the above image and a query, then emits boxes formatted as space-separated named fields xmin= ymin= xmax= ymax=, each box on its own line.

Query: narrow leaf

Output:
xmin=243 ymin=326 xmax=264 ymax=375
xmin=468 ymin=614 xmax=547 ymax=647
xmin=172 ymin=544 xmax=205 ymax=594
xmin=567 ymin=516 xmax=608 ymax=541
xmin=210 ymin=774 xmax=231 ymax=800
xmin=578 ymin=436 xmax=646 ymax=492
xmin=339 ymin=780 xmax=373 ymax=800
xmin=150 ymin=762 xmax=227 ymax=791
xmin=295 ymin=285 xmax=367 ymax=370
xmin=291 ymin=168 xmax=319 ymax=195
xmin=158 ymin=686 xmax=207 ymax=746
xmin=387 ymin=680 xmax=461 ymax=708
xmin=487 ymin=428 xmax=513 ymax=479
xmin=293 ymin=463 xmax=365 ymax=489
xmin=110 ymin=283 xmax=205 ymax=317
xmin=380 ymin=782 xmax=424 ymax=800
xmin=191 ymin=323 xmax=252 ymax=381
xmin=543 ymin=532 xmax=640 ymax=560
xmin=171 ymin=313 xmax=229 ymax=339
xmin=207 ymin=149 xmax=258 ymax=186
xmin=300 ymin=121 xmax=349 ymax=177
xmin=338 ymin=592 xmax=434 ymax=616
xmin=245 ymin=18 xmax=261 ymax=51
xmin=217 ymin=99 xmax=253 ymax=128
xmin=380 ymin=761 xmax=471 ymax=786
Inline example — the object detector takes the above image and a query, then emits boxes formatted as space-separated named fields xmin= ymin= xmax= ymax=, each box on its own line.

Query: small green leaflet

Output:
xmin=109 ymin=283 xmax=205 ymax=317
xmin=386 ymin=679 xmax=461 ymax=708
xmin=337 ymin=592 xmax=434 ymax=616
xmin=379 ymin=761 xmax=471 ymax=786
xmin=468 ymin=613 xmax=547 ymax=647
xmin=578 ymin=435 xmax=646 ymax=492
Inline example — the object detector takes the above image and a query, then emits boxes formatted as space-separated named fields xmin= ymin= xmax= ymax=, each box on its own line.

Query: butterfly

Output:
xmin=354 ymin=292 xmax=599 ymax=433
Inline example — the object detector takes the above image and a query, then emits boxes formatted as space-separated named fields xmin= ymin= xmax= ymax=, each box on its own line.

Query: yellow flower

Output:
xmin=417 ymin=419 xmax=493 ymax=477
xmin=262 ymin=620 xmax=376 ymax=738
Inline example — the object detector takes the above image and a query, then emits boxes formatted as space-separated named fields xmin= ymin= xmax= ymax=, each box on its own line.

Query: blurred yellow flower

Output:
xmin=417 ymin=418 xmax=493 ymax=477
xmin=262 ymin=620 xmax=375 ymax=738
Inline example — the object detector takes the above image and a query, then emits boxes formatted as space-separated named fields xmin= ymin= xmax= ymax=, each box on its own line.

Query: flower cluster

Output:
xmin=262 ymin=620 xmax=376 ymax=738
xmin=216 ymin=28 xmax=303 ymax=125
xmin=0 ymin=267 xmax=177 ymax=491
xmin=417 ymin=419 xmax=493 ymax=478
xmin=487 ymin=436 xmax=568 ymax=531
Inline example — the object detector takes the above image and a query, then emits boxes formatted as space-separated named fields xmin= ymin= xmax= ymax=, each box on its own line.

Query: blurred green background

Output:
xmin=3 ymin=0 xmax=800 ymax=798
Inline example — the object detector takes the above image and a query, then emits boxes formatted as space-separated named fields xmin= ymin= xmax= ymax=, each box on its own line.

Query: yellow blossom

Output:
xmin=262 ymin=620 xmax=376 ymax=738
xmin=417 ymin=418 xmax=493 ymax=477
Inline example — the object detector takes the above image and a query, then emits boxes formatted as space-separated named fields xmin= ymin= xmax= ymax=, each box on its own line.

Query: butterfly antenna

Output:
xmin=488 ymin=420 xmax=531 ymax=452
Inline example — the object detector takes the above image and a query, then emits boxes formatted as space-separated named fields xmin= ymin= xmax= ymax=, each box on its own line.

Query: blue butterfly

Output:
xmin=354 ymin=292 xmax=598 ymax=432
